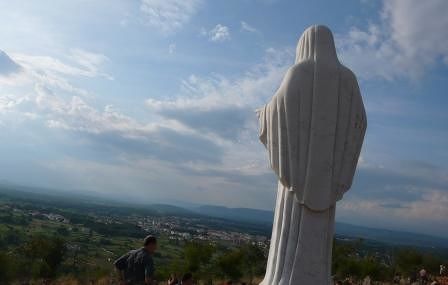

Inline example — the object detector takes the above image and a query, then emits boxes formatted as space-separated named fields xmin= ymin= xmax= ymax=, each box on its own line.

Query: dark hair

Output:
xmin=168 ymin=276 xmax=179 ymax=285
xmin=143 ymin=235 xmax=157 ymax=246
xmin=182 ymin=273 xmax=193 ymax=282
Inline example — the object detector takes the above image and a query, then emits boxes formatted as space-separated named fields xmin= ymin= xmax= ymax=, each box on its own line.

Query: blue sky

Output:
xmin=0 ymin=0 xmax=447 ymax=237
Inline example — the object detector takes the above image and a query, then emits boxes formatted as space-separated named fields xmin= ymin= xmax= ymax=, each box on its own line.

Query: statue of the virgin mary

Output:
xmin=257 ymin=25 xmax=367 ymax=284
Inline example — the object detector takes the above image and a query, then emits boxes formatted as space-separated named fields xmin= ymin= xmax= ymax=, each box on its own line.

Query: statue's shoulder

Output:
xmin=339 ymin=64 xmax=358 ymax=83
xmin=284 ymin=61 xmax=315 ymax=85
xmin=286 ymin=62 xmax=359 ymax=87
xmin=289 ymin=60 xmax=315 ymax=76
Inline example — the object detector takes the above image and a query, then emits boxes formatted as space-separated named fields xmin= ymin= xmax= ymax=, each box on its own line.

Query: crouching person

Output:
xmin=114 ymin=235 xmax=158 ymax=285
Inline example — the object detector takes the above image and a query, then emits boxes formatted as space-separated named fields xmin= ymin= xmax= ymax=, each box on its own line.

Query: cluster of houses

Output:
xmin=136 ymin=215 xmax=269 ymax=248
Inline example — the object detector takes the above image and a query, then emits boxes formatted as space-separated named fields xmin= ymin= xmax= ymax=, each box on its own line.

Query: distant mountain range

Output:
xmin=334 ymin=222 xmax=448 ymax=249
xmin=1 ymin=182 xmax=447 ymax=249
xmin=193 ymin=205 xmax=274 ymax=225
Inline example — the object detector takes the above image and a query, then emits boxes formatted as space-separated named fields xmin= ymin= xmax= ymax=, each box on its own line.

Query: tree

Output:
xmin=394 ymin=249 xmax=423 ymax=276
xmin=22 ymin=235 xmax=67 ymax=278
xmin=215 ymin=249 xmax=244 ymax=281
xmin=184 ymin=242 xmax=215 ymax=273
xmin=240 ymin=244 xmax=266 ymax=284
xmin=45 ymin=237 xmax=66 ymax=275
xmin=394 ymin=248 xmax=444 ymax=277
xmin=57 ymin=226 xmax=70 ymax=236
xmin=0 ymin=251 xmax=18 ymax=284
xmin=332 ymin=240 xmax=393 ymax=281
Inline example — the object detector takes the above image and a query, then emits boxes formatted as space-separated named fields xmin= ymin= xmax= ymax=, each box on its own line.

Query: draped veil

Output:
xmin=258 ymin=25 xmax=366 ymax=211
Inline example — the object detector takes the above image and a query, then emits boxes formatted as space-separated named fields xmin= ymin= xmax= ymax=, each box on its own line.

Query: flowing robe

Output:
xmin=257 ymin=25 xmax=367 ymax=285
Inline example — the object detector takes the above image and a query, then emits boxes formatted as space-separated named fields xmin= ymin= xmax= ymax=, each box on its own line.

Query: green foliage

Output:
xmin=333 ymin=254 xmax=392 ymax=281
xmin=21 ymin=235 xmax=67 ymax=278
xmin=0 ymin=251 xmax=18 ymax=284
xmin=0 ymin=213 xmax=30 ymax=226
xmin=99 ymin=238 xmax=112 ymax=245
xmin=394 ymin=248 xmax=423 ymax=275
xmin=184 ymin=242 xmax=216 ymax=273
xmin=0 ymin=228 xmax=22 ymax=248
xmin=394 ymin=248 xmax=444 ymax=276
xmin=57 ymin=226 xmax=70 ymax=236
xmin=332 ymin=240 xmax=393 ymax=281
xmin=156 ymin=242 xmax=267 ymax=284
xmin=215 ymin=249 xmax=244 ymax=280
xmin=240 ymin=244 xmax=266 ymax=284
xmin=158 ymin=258 xmax=185 ymax=280
xmin=332 ymin=242 xmax=447 ymax=282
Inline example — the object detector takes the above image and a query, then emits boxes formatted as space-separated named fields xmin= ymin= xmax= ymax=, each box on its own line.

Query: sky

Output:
xmin=0 ymin=0 xmax=447 ymax=238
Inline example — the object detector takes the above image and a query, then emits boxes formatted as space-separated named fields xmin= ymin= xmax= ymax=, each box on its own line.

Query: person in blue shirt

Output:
xmin=114 ymin=235 xmax=158 ymax=285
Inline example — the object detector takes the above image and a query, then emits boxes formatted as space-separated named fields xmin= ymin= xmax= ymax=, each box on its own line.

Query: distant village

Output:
xmin=136 ymin=216 xmax=269 ymax=248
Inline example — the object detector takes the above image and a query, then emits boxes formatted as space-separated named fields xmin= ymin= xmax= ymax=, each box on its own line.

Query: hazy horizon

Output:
xmin=2 ymin=180 xmax=448 ymax=241
xmin=1 ymin=1 xmax=448 ymax=238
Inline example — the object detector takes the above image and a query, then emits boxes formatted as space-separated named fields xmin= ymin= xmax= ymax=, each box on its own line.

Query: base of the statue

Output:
xmin=259 ymin=184 xmax=335 ymax=285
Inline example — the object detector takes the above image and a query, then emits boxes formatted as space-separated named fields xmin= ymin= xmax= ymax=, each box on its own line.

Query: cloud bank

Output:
xmin=338 ymin=0 xmax=448 ymax=80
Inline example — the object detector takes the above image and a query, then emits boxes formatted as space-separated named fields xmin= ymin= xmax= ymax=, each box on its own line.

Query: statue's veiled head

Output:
xmin=295 ymin=25 xmax=339 ymax=64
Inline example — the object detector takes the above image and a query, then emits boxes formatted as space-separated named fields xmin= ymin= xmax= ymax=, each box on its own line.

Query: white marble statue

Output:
xmin=256 ymin=25 xmax=367 ymax=285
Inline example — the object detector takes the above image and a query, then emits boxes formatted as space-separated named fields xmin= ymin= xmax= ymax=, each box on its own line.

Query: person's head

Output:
xmin=420 ymin=268 xmax=427 ymax=277
xmin=226 ymin=280 xmax=233 ymax=285
xmin=168 ymin=274 xmax=178 ymax=285
xmin=143 ymin=235 xmax=157 ymax=253
xmin=181 ymin=273 xmax=193 ymax=285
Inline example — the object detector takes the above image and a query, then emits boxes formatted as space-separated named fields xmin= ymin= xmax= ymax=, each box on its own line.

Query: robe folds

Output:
xmin=257 ymin=25 xmax=367 ymax=285
xmin=257 ymin=26 xmax=366 ymax=212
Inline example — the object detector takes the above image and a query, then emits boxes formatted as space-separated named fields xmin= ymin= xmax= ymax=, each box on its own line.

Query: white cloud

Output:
xmin=337 ymin=0 xmax=448 ymax=80
xmin=13 ymin=49 xmax=110 ymax=79
xmin=2 ymin=49 xmax=111 ymax=97
xmin=32 ymin=84 xmax=191 ymax=142
xmin=140 ymin=0 xmax=202 ymax=33
xmin=0 ymin=93 xmax=30 ymax=112
xmin=69 ymin=49 xmax=112 ymax=80
xmin=240 ymin=21 xmax=259 ymax=34
xmin=168 ymin=43 xmax=176 ymax=54
xmin=336 ymin=158 xmax=448 ymax=237
xmin=1 ymin=50 xmax=229 ymax=168
xmin=145 ymin=47 xmax=293 ymax=176
xmin=146 ymin=47 xmax=291 ymax=116
xmin=35 ymin=84 xmax=136 ymax=134
xmin=339 ymin=188 xmax=448 ymax=236
xmin=0 ymin=49 xmax=148 ymax=138
xmin=207 ymin=24 xmax=231 ymax=42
